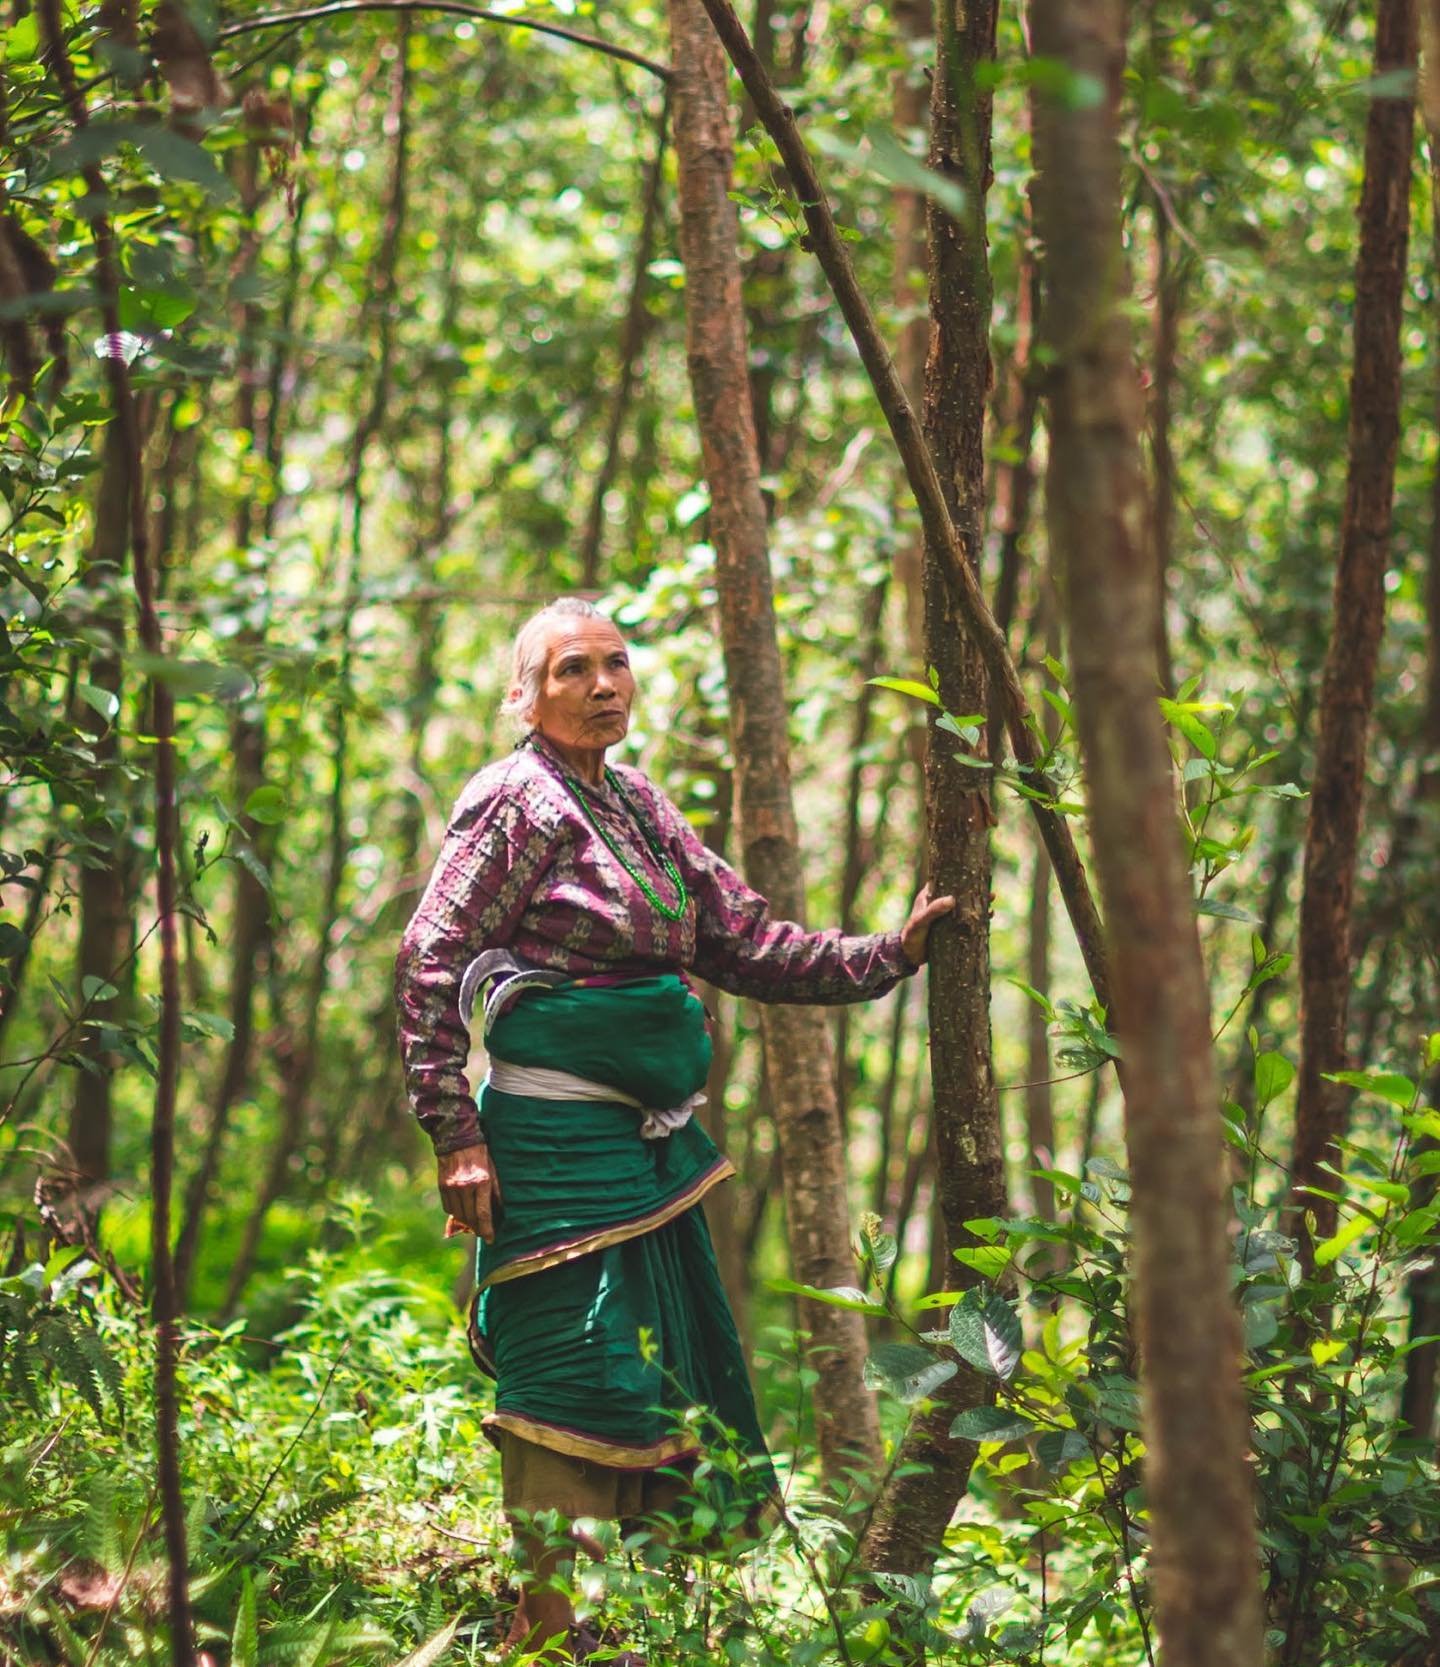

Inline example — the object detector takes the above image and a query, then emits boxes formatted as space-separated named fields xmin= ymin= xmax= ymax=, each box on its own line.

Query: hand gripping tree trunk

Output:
xmin=1029 ymin=4 xmax=1264 ymax=1666
xmin=859 ymin=0 xmax=1007 ymax=1576
xmin=665 ymin=0 xmax=882 ymax=1482
xmin=1293 ymin=0 xmax=1417 ymax=1255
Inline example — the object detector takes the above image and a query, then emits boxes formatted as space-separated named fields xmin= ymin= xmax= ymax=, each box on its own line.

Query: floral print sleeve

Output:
xmin=627 ymin=775 xmax=917 ymax=1005
xmin=394 ymin=760 xmax=557 ymax=1155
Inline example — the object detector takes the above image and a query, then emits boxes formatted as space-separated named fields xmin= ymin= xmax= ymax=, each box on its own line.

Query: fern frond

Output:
xmin=81 ymin=1471 xmax=121 ymax=1575
xmin=392 ymin=1615 xmax=459 ymax=1667
xmin=232 ymin=1569 xmax=258 ymax=1667
xmin=257 ymin=1487 xmax=359 ymax=1556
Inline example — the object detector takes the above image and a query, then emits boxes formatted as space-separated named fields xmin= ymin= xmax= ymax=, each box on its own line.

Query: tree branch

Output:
xmin=217 ymin=0 xmax=671 ymax=80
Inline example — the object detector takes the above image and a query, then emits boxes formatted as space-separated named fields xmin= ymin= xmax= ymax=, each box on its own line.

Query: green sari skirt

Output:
xmin=466 ymin=976 xmax=775 ymax=1496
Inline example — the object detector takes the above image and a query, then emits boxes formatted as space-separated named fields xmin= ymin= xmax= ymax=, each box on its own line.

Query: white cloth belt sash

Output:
xmin=485 ymin=1059 xmax=701 ymax=1141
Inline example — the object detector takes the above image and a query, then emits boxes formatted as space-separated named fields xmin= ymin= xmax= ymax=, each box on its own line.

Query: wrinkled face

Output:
xmin=527 ymin=618 xmax=635 ymax=752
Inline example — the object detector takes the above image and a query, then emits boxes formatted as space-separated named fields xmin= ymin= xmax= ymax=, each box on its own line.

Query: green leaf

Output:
xmin=1313 ymin=1214 xmax=1371 ymax=1268
xmin=863 ymin=1343 xmax=958 ymax=1404
xmin=948 ymin=1289 xmax=1022 ymax=1380
xmin=866 ymin=675 xmax=941 ymax=706
xmin=1160 ymin=697 xmax=1217 ymax=758
xmin=1244 ymin=1303 xmax=1280 ymax=1351
xmin=244 ymin=784 xmax=288 ymax=825
xmin=1254 ymin=1052 xmax=1295 ymax=1111
xmin=80 ymin=975 xmax=119 ymax=1005
xmin=953 ymin=1245 xmax=1011 ymax=1281
xmin=232 ymin=1570 xmax=258 ymax=1667
xmin=1195 ymin=897 xmax=1261 ymax=924
xmin=1035 ymin=1429 xmax=1088 ymax=1472
xmin=767 ymin=1279 xmax=887 ymax=1315
xmin=948 ymin=1405 xmax=1035 ymax=1443
xmin=76 ymin=682 xmax=120 ymax=723
xmin=1323 ymin=1070 xmax=1415 ymax=1110
xmin=811 ymin=125 xmax=968 ymax=219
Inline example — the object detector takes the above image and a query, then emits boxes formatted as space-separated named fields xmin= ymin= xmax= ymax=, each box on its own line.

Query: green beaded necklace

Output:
xmin=541 ymin=742 xmax=690 ymax=922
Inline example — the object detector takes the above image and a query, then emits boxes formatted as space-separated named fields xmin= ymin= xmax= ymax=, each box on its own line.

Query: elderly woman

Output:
xmin=394 ymin=597 xmax=950 ymax=1663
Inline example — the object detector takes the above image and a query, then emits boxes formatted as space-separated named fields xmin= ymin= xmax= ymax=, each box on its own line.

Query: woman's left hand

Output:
xmin=900 ymin=882 xmax=956 ymax=967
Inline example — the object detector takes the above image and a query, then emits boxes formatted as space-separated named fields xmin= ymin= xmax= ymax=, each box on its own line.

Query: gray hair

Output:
xmin=500 ymin=596 xmax=605 ymax=729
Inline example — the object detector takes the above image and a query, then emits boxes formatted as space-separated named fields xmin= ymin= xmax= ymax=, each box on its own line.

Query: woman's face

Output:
xmin=528 ymin=618 xmax=636 ymax=752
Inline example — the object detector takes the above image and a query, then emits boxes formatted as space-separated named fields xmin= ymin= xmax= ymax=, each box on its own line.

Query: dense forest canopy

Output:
xmin=2 ymin=0 xmax=1439 ymax=1664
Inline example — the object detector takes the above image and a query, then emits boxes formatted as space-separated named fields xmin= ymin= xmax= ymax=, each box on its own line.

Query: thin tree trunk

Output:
xmin=1030 ymin=4 xmax=1264 ymax=1664
xmin=1148 ymin=189 xmax=1179 ymax=696
xmin=860 ymin=0 xmax=1006 ymax=1576
xmin=892 ymin=0 xmax=930 ymax=742
xmin=67 ymin=427 xmax=132 ymax=1197
xmin=1292 ymin=0 xmax=1417 ymax=1254
xmin=1399 ymin=73 xmax=1440 ymax=1446
xmin=693 ymin=0 xmax=1112 ymax=1021
xmin=579 ymin=89 xmax=670 ymax=587
xmin=1026 ymin=601 xmax=1062 ymax=1224
xmin=666 ymin=0 xmax=882 ymax=1482
xmin=38 ymin=4 xmax=194 ymax=1657
xmin=835 ymin=574 xmax=890 ymax=1132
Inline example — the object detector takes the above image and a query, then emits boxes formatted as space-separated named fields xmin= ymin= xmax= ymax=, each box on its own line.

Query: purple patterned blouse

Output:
xmin=394 ymin=732 xmax=917 ymax=1155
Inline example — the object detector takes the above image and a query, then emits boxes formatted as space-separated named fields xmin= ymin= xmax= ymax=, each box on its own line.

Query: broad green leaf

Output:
xmin=863 ymin=1343 xmax=958 ymax=1404
xmin=1254 ymin=1052 xmax=1295 ymax=1111
xmin=866 ymin=675 xmax=941 ymax=706
xmin=953 ymin=1245 xmax=1011 ymax=1281
xmin=1035 ymin=1429 xmax=1088 ymax=1472
xmin=1314 ymin=1214 xmax=1371 ymax=1268
xmin=948 ymin=1289 xmax=1022 ymax=1380
xmin=1323 ymin=1069 xmax=1415 ymax=1109
xmin=76 ymin=683 xmax=120 ymax=723
xmin=244 ymin=784 xmax=288 ymax=825
xmin=948 ymin=1405 xmax=1035 ymax=1443
xmin=767 ymin=1279 xmax=886 ymax=1315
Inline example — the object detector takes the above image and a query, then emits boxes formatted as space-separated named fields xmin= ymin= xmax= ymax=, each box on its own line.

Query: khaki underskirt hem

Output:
xmin=483 ymin=1409 xmax=704 ymax=1470
xmin=476 ymin=1154 xmax=735 ymax=1291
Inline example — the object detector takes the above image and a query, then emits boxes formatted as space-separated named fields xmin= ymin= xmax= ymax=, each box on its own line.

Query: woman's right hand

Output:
xmin=437 ymin=1143 xmax=501 ymax=1243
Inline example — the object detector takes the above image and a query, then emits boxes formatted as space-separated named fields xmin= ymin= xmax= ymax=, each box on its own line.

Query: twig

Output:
xmin=229 ymin=1340 xmax=351 ymax=1540
xmin=217 ymin=0 xmax=671 ymax=80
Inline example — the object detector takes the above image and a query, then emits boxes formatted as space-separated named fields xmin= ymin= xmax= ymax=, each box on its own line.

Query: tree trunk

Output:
xmin=859 ymin=0 xmax=1006 ymax=1576
xmin=665 ymin=0 xmax=882 ymax=1482
xmin=67 ymin=426 xmax=133 ymax=1200
xmin=1292 ymin=0 xmax=1417 ymax=1253
xmin=1030 ymin=5 xmax=1264 ymax=1666
xmin=1399 ymin=78 xmax=1440 ymax=1446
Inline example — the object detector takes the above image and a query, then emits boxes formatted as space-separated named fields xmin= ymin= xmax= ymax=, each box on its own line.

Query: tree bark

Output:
xmin=1399 ymin=73 xmax=1440 ymax=1447
xmin=1292 ymin=0 xmax=1417 ymax=1254
xmin=67 ymin=426 xmax=133 ymax=1198
xmin=1029 ymin=5 xmax=1265 ymax=1666
xmin=859 ymin=0 xmax=1005 ymax=1576
xmin=665 ymin=0 xmax=882 ymax=1483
